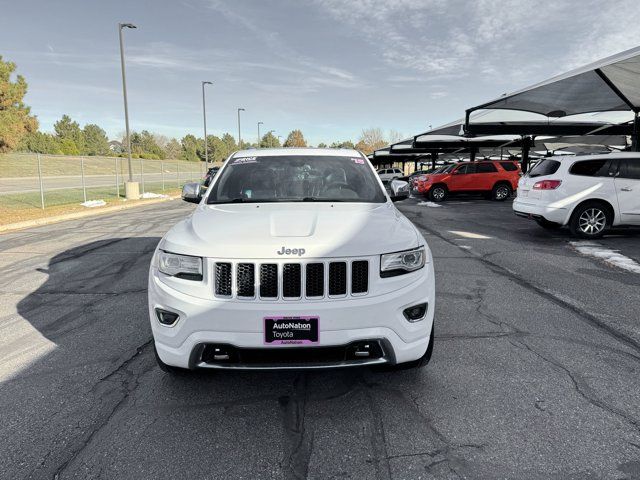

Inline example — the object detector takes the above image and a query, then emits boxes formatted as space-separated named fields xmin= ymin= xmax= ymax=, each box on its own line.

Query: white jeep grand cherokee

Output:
xmin=148 ymin=148 xmax=435 ymax=373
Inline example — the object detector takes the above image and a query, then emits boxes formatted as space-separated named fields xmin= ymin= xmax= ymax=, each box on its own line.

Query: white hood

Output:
xmin=160 ymin=202 xmax=420 ymax=259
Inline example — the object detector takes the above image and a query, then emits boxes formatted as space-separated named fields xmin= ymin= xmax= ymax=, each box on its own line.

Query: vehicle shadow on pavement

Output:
xmin=7 ymin=237 xmax=441 ymax=480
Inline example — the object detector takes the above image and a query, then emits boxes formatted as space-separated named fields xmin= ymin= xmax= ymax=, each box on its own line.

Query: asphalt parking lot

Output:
xmin=1 ymin=197 xmax=640 ymax=480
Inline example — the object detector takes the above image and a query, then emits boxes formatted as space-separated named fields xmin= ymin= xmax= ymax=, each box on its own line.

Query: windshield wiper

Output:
xmin=302 ymin=197 xmax=352 ymax=202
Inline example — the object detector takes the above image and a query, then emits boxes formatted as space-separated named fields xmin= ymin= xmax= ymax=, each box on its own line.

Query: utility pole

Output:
xmin=237 ymin=108 xmax=245 ymax=148
xmin=202 ymin=81 xmax=213 ymax=168
xmin=118 ymin=22 xmax=138 ymax=199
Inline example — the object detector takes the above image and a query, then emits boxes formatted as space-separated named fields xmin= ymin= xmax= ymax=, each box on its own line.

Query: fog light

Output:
xmin=155 ymin=308 xmax=179 ymax=326
xmin=403 ymin=303 xmax=428 ymax=322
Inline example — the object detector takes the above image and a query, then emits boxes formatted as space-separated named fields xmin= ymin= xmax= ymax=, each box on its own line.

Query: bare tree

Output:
xmin=355 ymin=127 xmax=387 ymax=155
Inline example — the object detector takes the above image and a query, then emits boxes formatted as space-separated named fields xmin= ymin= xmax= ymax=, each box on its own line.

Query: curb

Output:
xmin=0 ymin=195 xmax=181 ymax=234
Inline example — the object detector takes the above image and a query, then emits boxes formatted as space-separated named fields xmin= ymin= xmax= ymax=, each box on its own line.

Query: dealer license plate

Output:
xmin=264 ymin=316 xmax=319 ymax=345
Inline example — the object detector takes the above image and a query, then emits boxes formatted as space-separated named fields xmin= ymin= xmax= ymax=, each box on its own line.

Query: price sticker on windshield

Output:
xmin=232 ymin=156 xmax=258 ymax=165
xmin=351 ymin=158 xmax=365 ymax=164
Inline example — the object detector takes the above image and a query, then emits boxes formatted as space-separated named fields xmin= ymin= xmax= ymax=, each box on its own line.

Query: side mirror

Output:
xmin=452 ymin=170 xmax=460 ymax=175
xmin=181 ymin=182 xmax=202 ymax=204
xmin=390 ymin=179 xmax=410 ymax=202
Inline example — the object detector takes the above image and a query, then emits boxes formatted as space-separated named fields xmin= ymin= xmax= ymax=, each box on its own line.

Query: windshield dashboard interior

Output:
xmin=206 ymin=155 xmax=387 ymax=204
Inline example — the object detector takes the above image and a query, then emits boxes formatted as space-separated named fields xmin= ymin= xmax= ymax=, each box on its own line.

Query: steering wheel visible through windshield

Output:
xmin=206 ymin=155 xmax=387 ymax=204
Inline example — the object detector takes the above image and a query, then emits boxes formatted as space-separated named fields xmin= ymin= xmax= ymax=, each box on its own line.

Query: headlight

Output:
xmin=380 ymin=247 xmax=425 ymax=277
xmin=158 ymin=251 xmax=203 ymax=280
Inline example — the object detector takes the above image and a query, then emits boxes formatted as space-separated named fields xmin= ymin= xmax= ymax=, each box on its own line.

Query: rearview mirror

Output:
xmin=181 ymin=182 xmax=202 ymax=204
xmin=390 ymin=179 xmax=409 ymax=202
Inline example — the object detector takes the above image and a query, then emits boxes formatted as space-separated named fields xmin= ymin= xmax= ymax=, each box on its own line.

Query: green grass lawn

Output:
xmin=0 ymin=153 xmax=216 ymax=178
xmin=0 ymin=182 xmax=189 ymax=225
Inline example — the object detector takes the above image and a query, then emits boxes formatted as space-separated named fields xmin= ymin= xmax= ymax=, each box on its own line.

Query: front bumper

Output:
xmin=148 ymin=265 xmax=435 ymax=369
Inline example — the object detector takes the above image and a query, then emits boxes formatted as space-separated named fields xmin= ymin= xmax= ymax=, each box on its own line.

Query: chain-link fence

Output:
xmin=0 ymin=153 xmax=211 ymax=220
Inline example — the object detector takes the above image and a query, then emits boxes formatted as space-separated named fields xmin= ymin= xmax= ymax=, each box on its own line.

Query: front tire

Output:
xmin=569 ymin=202 xmax=610 ymax=239
xmin=428 ymin=185 xmax=447 ymax=202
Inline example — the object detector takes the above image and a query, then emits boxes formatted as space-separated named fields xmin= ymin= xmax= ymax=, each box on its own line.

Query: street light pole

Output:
xmin=202 ymin=81 xmax=213 ymax=168
xmin=118 ymin=22 xmax=138 ymax=199
xmin=257 ymin=121 xmax=263 ymax=148
xmin=237 ymin=108 xmax=245 ymax=148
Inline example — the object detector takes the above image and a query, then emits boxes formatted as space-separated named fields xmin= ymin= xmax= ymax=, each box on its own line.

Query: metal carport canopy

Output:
xmin=466 ymin=46 xmax=640 ymax=118
xmin=464 ymin=46 xmax=640 ymax=151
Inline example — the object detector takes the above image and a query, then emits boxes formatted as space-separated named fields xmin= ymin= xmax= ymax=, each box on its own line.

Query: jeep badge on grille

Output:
xmin=277 ymin=246 xmax=306 ymax=256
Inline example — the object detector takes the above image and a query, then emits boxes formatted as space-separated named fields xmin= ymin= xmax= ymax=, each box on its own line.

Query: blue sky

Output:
xmin=3 ymin=0 xmax=640 ymax=145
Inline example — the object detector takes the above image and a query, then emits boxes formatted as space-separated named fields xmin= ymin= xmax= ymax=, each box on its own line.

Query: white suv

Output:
xmin=513 ymin=153 xmax=640 ymax=238
xmin=148 ymin=148 xmax=435 ymax=373
xmin=377 ymin=168 xmax=404 ymax=181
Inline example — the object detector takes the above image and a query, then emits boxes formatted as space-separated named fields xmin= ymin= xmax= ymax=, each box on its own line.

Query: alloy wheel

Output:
xmin=432 ymin=188 xmax=445 ymax=200
xmin=495 ymin=186 xmax=510 ymax=200
xmin=578 ymin=208 xmax=606 ymax=235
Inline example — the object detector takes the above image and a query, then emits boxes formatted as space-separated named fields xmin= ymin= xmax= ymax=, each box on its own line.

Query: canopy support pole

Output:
xmin=634 ymin=112 xmax=639 ymax=152
xmin=521 ymin=136 xmax=531 ymax=173
xmin=431 ymin=152 xmax=437 ymax=170
xmin=464 ymin=110 xmax=472 ymax=135
xmin=469 ymin=147 xmax=477 ymax=162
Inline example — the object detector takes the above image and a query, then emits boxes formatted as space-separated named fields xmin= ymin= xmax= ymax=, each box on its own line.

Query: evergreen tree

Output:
xmin=0 ymin=56 xmax=38 ymax=152
xmin=17 ymin=131 xmax=61 ymax=154
xmin=83 ymin=124 xmax=109 ymax=155
xmin=181 ymin=134 xmax=201 ymax=162
xmin=54 ymin=114 xmax=84 ymax=154
xmin=260 ymin=131 xmax=280 ymax=148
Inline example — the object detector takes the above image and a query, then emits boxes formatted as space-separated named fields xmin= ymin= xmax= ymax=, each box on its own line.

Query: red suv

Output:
xmin=414 ymin=161 xmax=521 ymax=202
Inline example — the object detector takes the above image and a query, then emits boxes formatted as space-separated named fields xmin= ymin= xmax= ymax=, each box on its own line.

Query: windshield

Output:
xmin=207 ymin=154 xmax=387 ymax=204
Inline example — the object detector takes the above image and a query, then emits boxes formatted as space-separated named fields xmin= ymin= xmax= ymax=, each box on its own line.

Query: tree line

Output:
xmin=1 ymin=55 xmax=399 ymax=161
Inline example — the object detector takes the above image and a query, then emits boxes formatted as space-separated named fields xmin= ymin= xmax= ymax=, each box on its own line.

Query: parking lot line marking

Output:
xmin=570 ymin=241 xmax=640 ymax=274
xmin=448 ymin=230 xmax=493 ymax=239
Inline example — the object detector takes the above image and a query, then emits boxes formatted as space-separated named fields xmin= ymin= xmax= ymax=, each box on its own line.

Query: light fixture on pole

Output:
xmin=202 ymin=81 xmax=213 ymax=168
xmin=267 ymin=130 xmax=275 ymax=148
xmin=257 ymin=121 xmax=263 ymax=148
xmin=118 ymin=22 xmax=138 ymax=199
xmin=237 ymin=108 xmax=245 ymax=148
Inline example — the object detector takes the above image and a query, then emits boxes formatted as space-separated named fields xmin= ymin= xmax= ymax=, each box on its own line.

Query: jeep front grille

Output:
xmin=351 ymin=261 xmax=369 ymax=294
xmin=259 ymin=264 xmax=278 ymax=298
xmin=212 ymin=260 xmax=369 ymax=300
xmin=282 ymin=263 xmax=302 ymax=298
xmin=329 ymin=262 xmax=347 ymax=296
xmin=236 ymin=263 xmax=255 ymax=297
xmin=305 ymin=263 xmax=324 ymax=297
xmin=215 ymin=262 xmax=232 ymax=296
